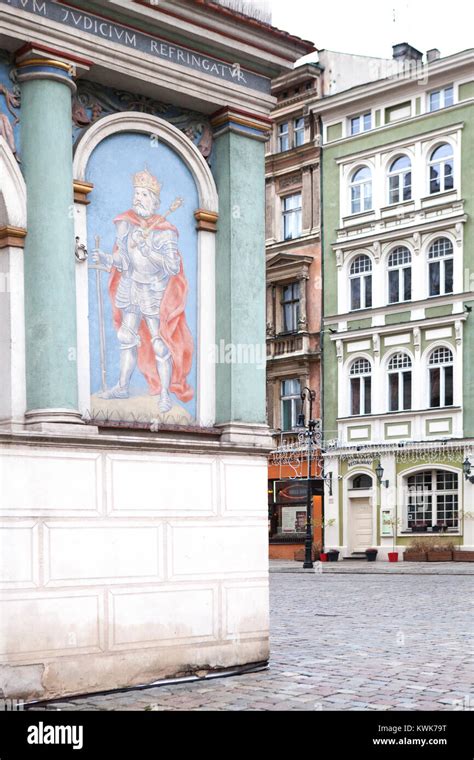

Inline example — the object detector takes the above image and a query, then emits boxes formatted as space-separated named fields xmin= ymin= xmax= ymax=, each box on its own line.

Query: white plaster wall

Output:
xmin=0 ymin=443 xmax=270 ymax=700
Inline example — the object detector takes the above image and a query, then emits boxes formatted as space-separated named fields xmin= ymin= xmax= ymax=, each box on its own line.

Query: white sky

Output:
xmin=268 ymin=0 xmax=474 ymax=61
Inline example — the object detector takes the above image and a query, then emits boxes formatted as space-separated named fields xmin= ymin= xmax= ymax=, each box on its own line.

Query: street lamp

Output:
xmin=463 ymin=457 xmax=474 ymax=483
xmin=375 ymin=460 xmax=389 ymax=488
xmin=297 ymin=386 xmax=317 ymax=569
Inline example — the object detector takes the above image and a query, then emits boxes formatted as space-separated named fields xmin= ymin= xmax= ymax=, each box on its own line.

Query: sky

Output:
xmin=268 ymin=0 xmax=474 ymax=62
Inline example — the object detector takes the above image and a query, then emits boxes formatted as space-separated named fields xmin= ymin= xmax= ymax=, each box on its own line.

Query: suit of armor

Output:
xmin=100 ymin=216 xmax=180 ymax=412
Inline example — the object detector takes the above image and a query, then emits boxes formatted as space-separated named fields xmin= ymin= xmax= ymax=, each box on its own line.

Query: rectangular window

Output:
xmin=350 ymin=112 xmax=371 ymax=135
xmin=278 ymin=122 xmax=289 ymax=152
xmin=445 ymin=258 xmax=454 ymax=293
xmin=388 ymin=269 xmax=399 ymax=304
xmin=351 ymin=378 xmax=361 ymax=415
xmin=294 ymin=117 xmax=304 ymax=146
xmin=429 ymin=261 xmax=441 ymax=296
xmin=429 ymin=85 xmax=454 ymax=111
xmin=365 ymin=275 xmax=372 ymax=308
xmin=403 ymin=268 xmax=412 ymax=301
xmin=385 ymin=101 xmax=412 ymax=122
xmin=430 ymin=367 xmax=441 ymax=407
xmin=282 ymin=193 xmax=302 ymax=240
xmin=445 ymin=366 xmax=453 ymax=406
xmin=403 ymin=371 xmax=412 ymax=410
xmin=430 ymin=165 xmax=440 ymax=194
xmin=281 ymin=378 xmax=302 ymax=431
xmin=389 ymin=373 xmax=399 ymax=412
xmin=281 ymin=282 xmax=300 ymax=333
xmin=350 ymin=278 xmax=361 ymax=310
xmin=364 ymin=376 xmax=371 ymax=414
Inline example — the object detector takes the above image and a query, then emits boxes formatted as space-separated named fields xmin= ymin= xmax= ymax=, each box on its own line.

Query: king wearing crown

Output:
xmin=92 ymin=168 xmax=193 ymax=412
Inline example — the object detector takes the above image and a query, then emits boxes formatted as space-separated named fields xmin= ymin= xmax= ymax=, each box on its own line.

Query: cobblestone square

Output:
xmin=32 ymin=568 xmax=474 ymax=712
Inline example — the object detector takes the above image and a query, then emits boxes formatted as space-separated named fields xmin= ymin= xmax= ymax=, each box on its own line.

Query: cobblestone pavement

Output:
xmin=29 ymin=572 xmax=474 ymax=712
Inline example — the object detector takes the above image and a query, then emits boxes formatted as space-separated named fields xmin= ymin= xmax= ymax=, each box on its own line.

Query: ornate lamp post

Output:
xmin=297 ymin=387 xmax=318 ymax=569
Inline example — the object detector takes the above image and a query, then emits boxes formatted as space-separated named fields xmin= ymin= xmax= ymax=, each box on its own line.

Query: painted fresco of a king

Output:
xmin=92 ymin=168 xmax=194 ymax=416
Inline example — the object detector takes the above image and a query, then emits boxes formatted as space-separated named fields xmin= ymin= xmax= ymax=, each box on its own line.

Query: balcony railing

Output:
xmin=267 ymin=333 xmax=306 ymax=358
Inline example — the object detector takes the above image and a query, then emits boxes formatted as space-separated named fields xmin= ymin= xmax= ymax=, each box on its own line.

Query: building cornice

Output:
xmin=309 ymin=49 xmax=474 ymax=116
xmin=326 ymin=310 xmax=468 ymax=336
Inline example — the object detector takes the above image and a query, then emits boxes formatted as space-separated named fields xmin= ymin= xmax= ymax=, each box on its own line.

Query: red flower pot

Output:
xmin=320 ymin=553 xmax=328 ymax=562
xmin=388 ymin=552 xmax=399 ymax=562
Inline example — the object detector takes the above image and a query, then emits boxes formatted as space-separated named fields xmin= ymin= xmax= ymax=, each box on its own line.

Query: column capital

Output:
xmin=194 ymin=208 xmax=219 ymax=233
xmin=15 ymin=43 xmax=91 ymax=93
xmin=210 ymin=106 xmax=271 ymax=142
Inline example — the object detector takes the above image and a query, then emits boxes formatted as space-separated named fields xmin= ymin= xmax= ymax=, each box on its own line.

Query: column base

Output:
xmin=24 ymin=408 xmax=98 ymax=435
xmin=216 ymin=422 xmax=273 ymax=450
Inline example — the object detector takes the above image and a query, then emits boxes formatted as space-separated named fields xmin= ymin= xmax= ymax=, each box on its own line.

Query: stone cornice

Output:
xmin=0 ymin=225 xmax=27 ymax=249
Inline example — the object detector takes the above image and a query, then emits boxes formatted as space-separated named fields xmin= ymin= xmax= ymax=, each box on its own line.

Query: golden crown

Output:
xmin=133 ymin=168 xmax=161 ymax=195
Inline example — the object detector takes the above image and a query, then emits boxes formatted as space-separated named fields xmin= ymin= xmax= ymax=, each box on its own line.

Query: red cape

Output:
xmin=108 ymin=209 xmax=194 ymax=402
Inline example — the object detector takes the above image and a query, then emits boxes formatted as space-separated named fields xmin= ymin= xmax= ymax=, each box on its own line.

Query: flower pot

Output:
xmin=404 ymin=552 xmax=427 ymax=562
xmin=453 ymin=550 xmax=474 ymax=562
xmin=320 ymin=553 xmax=328 ymax=562
xmin=365 ymin=550 xmax=378 ymax=562
xmin=327 ymin=550 xmax=339 ymax=562
xmin=388 ymin=552 xmax=398 ymax=562
xmin=427 ymin=551 xmax=453 ymax=562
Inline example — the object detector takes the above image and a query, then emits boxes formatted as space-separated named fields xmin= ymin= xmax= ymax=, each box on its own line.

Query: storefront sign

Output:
xmin=2 ymin=0 xmax=271 ymax=93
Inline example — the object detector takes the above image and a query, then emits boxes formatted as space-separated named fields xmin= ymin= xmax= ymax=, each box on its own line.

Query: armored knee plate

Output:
xmin=117 ymin=322 xmax=141 ymax=350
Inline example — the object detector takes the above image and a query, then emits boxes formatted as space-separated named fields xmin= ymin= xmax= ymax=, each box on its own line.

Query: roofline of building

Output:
xmin=308 ymin=48 xmax=474 ymax=114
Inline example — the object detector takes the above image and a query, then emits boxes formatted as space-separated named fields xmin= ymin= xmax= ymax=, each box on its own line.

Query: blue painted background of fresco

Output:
xmin=86 ymin=131 xmax=198 ymax=419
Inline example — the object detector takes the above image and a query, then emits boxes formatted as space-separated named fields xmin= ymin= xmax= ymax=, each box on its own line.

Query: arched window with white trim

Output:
xmin=388 ymin=353 xmax=412 ymax=411
xmin=405 ymin=469 xmax=459 ymax=530
xmin=388 ymin=246 xmax=411 ymax=303
xmin=388 ymin=155 xmax=412 ymax=204
xmin=350 ymin=255 xmax=372 ymax=311
xmin=350 ymin=358 xmax=372 ymax=415
xmin=428 ymin=237 xmax=453 ymax=296
xmin=428 ymin=347 xmax=453 ymax=408
xmin=429 ymin=143 xmax=454 ymax=194
xmin=350 ymin=167 xmax=372 ymax=214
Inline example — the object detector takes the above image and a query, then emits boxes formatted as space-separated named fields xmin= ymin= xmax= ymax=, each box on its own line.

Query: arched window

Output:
xmin=429 ymin=143 xmax=454 ymax=194
xmin=388 ymin=155 xmax=412 ymax=204
xmin=388 ymin=246 xmax=412 ymax=303
xmin=350 ymin=167 xmax=372 ymax=214
xmin=428 ymin=347 xmax=453 ymax=408
xmin=350 ymin=255 xmax=372 ymax=310
xmin=350 ymin=358 xmax=372 ymax=415
xmin=428 ymin=237 xmax=453 ymax=296
xmin=406 ymin=470 xmax=459 ymax=530
xmin=351 ymin=473 xmax=373 ymax=489
xmin=387 ymin=353 xmax=412 ymax=411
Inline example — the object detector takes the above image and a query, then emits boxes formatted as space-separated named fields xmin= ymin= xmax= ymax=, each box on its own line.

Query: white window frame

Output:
xmin=293 ymin=117 xmax=305 ymax=147
xmin=278 ymin=121 xmax=290 ymax=152
xmin=281 ymin=193 xmax=302 ymax=241
xmin=349 ymin=357 xmax=372 ymax=416
xmin=387 ymin=352 xmax=412 ymax=412
xmin=404 ymin=469 xmax=460 ymax=531
xmin=387 ymin=155 xmax=412 ymax=204
xmin=428 ymin=84 xmax=454 ymax=112
xmin=387 ymin=246 xmax=412 ymax=304
xmin=349 ymin=112 xmax=372 ymax=135
xmin=427 ymin=237 xmax=454 ymax=297
xmin=350 ymin=166 xmax=372 ymax=214
xmin=349 ymin=254 xmax=372 ymax=311
xmin=428 ymin=346 xmax=454 ymax=408
xmin=428 ymin=142 xmax=454 ymax=195
xmin=280 ymin=378 xmax=302 ymax=431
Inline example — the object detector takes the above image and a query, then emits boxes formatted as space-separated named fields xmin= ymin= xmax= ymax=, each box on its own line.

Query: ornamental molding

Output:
xmin=73 ymin=111 xmax=218 ymax=213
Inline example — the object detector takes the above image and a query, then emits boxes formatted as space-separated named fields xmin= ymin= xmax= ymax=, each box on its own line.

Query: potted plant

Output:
xmin=294 ymin=541 xmax=321 ymax=562
xmin=387 ymin=516 xmax=401 ymax=562
xmin=453 ymin=511 xmax=474 ymax=561
xmin=403 ymin=537 xmax=433 ymax=562
xmin=413 ymin=520 xmax=428 ymax=533
xmin=327 ymin=549 xmax=340 ymax=562
xmin=365 ymin=548 xmax=378 ymax=562
xmin=426 ymin=541 xmax=455 ymax=562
